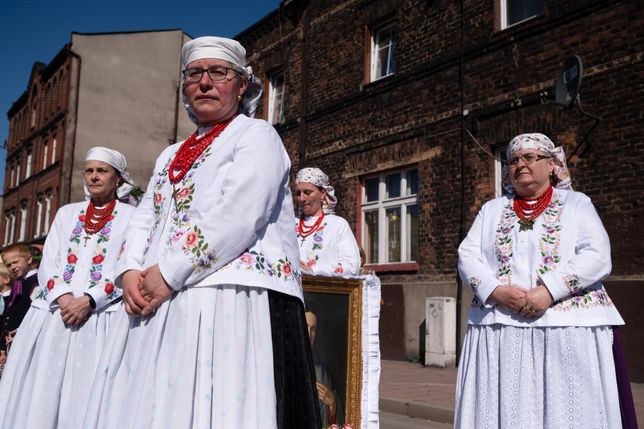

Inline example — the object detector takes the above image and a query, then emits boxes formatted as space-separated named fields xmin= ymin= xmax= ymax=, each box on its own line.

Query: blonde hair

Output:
xmin=0 ymin=263 xmax=12 ymax=284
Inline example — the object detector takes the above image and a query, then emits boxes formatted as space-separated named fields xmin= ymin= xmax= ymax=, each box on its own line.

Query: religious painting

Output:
xmin=303 ymin=275 xmax=364 ymax=429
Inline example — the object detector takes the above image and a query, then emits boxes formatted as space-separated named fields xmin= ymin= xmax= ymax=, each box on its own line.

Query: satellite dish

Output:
xmin=554 ymin=55 xmax=583 ymax=110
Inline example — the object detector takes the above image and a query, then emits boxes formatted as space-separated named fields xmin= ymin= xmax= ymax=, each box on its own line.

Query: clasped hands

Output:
xmin=122 ymin=264 xmax=174 ymax=316
xmin=57 ymin=293 xmax=91 ymax=325
xmin=489 ymin=284 xmax=553 ymax=317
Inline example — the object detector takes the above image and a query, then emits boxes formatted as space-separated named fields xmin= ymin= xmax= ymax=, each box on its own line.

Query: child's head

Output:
xmin=1 ymin=243 xmax=33 ymax=280
xmin=0 ymin=263 xmax=12 ymax=291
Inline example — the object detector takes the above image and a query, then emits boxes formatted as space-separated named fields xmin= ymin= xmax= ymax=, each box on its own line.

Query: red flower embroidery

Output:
xmin=67 ymin=254 xmax=78 ymax=264
xmin=104 ymin=283 xmax=115 ymax=294
xmin=79 ymin=215 xmax=86 ymax=222
xmin=92 ymin=254 xmax=105 ymax=265
xmin=185 ymin=231 xmax=198 ymax=248
xmin=282 ymin=263 xmax=292 ymax=276
xmin=334 ymin=265 xmax=344 ymax=273
xmin=47 ymin=279 xmax=55 ymax=290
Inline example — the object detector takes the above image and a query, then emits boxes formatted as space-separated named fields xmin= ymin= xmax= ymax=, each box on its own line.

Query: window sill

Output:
xmin=365 ymin=262 xmax=419 ymax=273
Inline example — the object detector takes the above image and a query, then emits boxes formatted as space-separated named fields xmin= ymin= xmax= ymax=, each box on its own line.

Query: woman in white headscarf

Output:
xmin=295 ymin=167 xmax=360 ymax=276
xmin=0 ymin=147 xmax=137 ymax=429
xmin=455 ymin=133 xmax=630 ymax=428
xmin=84 ymin=36 xmax=321 ymax=429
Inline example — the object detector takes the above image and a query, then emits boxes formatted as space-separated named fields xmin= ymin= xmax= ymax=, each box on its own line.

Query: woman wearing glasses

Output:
xmin=84 ymin=37 xmax=320 ymax=429
xmin=455 ymin=133 xmax=633 ymax=428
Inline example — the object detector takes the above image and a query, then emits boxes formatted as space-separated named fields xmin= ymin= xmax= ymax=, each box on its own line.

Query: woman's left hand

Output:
xmin=519 ymin=285 xmax=553 ymax=317
xmin=139 ymin=264 xmax=174 ymax=316
xmin=60 ymin=296 xmax=91 ymax=325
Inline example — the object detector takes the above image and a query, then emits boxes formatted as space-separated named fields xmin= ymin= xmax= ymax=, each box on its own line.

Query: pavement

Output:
xmin=379 ymin=359 xmax=644 ymax=427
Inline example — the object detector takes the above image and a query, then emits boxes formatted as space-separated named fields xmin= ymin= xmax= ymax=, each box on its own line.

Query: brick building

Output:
xmin=2 ymin=29 xmax=194 ymax=246
xmin=236 ymin=0 xmax=643 ymax=378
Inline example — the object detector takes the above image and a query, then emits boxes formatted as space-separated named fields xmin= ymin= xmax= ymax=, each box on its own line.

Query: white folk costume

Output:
xmin=295 ymin=168 xmax=361 ymax=276
xmin=455 ymin=134 xmax=625 ymax=428
xmin=84 ymin=37 xmax=321 ymax=429
xmin=0 ymin=148 xmax=136 ymax=429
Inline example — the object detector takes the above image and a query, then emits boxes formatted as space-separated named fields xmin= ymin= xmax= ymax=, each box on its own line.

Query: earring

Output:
xmin=237 ymin=95 xmax=242 ymax=101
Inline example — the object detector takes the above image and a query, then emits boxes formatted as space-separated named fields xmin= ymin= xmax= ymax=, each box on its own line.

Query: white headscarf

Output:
xmin=295 ymin=167 xmax=338 ymax=214
xmin=181 ymin=36 xmax=263 ymax=122
xmin=502 ymin=133 xmax=572 ymax=194
xmin=84 ymin=147 xmax=136 ymax=204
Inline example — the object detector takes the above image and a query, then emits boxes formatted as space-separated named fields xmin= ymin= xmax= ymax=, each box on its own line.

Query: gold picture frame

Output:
xmin=303 ymin=274 xmax=364 ymax=428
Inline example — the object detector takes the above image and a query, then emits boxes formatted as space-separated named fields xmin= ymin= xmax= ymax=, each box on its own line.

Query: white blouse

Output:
xmin=36 ymin=201 xmax=135 ymax=312
xmin=296 ymin=214 xmax=361 ymax=276
xmin=116 ymin=115 xmax=303 ymax=300
xmin=458 ymin=188 xmax=623 ymax=327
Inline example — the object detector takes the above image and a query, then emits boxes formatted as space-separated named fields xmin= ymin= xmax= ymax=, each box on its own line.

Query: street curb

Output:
xmin=379 ymin=397 xmax=454 ymax=424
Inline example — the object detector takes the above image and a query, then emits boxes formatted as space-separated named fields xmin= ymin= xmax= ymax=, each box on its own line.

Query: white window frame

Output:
xmin=268 ymin=71 xmax=285 ymax=124
xmin=9 ymin=211 xmax=16 ymax=244
xmin=361 ymin=167 xmax=419 ymax=264
xmin=42 ymin=141 xmax=49 ymax=169
xmin=44 ymin=192 xmax=52 ymax=234
xmin=18 ymin=202 xmax=27 ymax=241
xmin=494 ymin=146 xmax=509 ymax=197
xmin=370 ymin=22 xmax=397 ymax=82
xmin=16 ymin=163 xmax=21 ymax=186
xmin=34 ymin=196 xmax=43 ymax=238
xmin=51 ymin=137 xmax=57 ymax=164
xmin=25 ymin=150 xmax=32 ymax=178
xmin=3 ymin=215 xmax=10 ymax=246
xmin=500 ymin=0 xmax=544 ymax=29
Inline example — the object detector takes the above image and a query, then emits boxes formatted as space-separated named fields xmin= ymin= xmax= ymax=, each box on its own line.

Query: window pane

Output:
xmin=386 ymin=207 xmax=401 ymax=262
xmin=385 ymin=173 xmax=401 ymax=199
xmin=373 ymin=25 xmax=396 ymax=80
xmin=364 ymin=177 xmax=379 ymax=202
xmin=507 ymin=0 xmax=544 ymax=26
xmin=364 ymin=211 xmax=379 ymax=263
xmin=269 ymin=72 xmax=285 ymax=124
xmin=407 ymin=204 xmax=419 ymax=261
xmin=406 ymin=169 xmax=418 ymax=195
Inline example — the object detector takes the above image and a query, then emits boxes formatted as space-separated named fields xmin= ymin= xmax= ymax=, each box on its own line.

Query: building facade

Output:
xmin=237 ymin=0 xmax=643 ymax=379
xmin=2 ymin=29 xmax=194 ymax=246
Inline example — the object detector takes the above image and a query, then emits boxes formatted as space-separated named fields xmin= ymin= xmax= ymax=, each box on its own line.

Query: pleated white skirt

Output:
xmin=455 ymin=324 xmax=622 ymax=429
xmin=83 ymin=284 xmax=276 ymax=429
xmin=0 ymin=305 xmax=115 ymax=429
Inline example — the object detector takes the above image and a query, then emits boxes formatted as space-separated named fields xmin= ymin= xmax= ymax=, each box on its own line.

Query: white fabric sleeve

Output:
xmin=539 ymin=195 xmax=612 ymax=302
xmin=457 ymin=205 xmax=500 ymax=307
xmin=336 ymin=220 xmax=361 ymax=275
xmin=114 ymin=155 xmax=164 ymax=283
xmin=38 ymin=208 xmax=73 ymax=307
xmin=158 ymin=123 xmax=289 ymax=290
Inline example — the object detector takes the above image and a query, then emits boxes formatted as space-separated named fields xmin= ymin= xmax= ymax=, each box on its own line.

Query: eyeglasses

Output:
xmin=182 ymin=65 xmax=234 ymax=83
xmin=508 ymin=153 xmax=551 ymax=166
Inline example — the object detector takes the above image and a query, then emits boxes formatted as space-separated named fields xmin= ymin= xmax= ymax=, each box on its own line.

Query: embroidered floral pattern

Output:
xmin=145 ymin=158 xmax=172 ymax=256
xmin=219 ymin=250 xmax=300 ymax=281
xmin=537 ymin=198 xmax=563 ymax=274
xmin=297 ymin=221 xmax=327 ymax=269
xmin=564 ymin=274 xmax=582 ymax=293
xmin=469 ymin=277 xmax=481 ymax=293
xmin=552 ymin=288 xmax=613 ymax=312
xmin=493 ymin=204 xmax=517 ymax=285
xmin=159 ymin=144 xmax=219 ymax=270
xmin=44 ymin=209 xmax=120 ymax=303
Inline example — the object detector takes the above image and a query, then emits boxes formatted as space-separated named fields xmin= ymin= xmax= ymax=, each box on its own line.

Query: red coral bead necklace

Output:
xmin=84 ymin=199 xmax=116 ymax=235
xmin=169 ymin=115 xmax=236 ymax=184
xmin=298 ymin=213 xmax=325 ymax=238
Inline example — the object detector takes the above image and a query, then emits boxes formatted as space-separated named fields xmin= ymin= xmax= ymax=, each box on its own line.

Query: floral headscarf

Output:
xmin=295 ymin=168 xmax=337 ymax=214
xmin=502 ymin=133 xmax=572 ymax=195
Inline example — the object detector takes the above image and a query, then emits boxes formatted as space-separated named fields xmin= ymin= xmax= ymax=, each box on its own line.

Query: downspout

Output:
xmin=456 ymin=0 xmax=466 ymax=363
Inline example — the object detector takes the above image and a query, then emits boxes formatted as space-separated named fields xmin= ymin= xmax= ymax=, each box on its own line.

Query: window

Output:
xmin=362 ymin=168 xmax=419 ymax=264
xmin=42 ymin=141 xmax=49 ymax=169
xmin=8 ymin=211 xmax=16 ymax=244
xmin=34 ymin=196 xmax=44 ymax=238
xmin=51 ymin=137 xmax=57 ymax=164
xmin=370 ymin=22 xmax=397 ymax=81
xmin=44 ymin=191 xmax=53 ymax=234
xmin=10 ymin=166 xmax=15 ymax=188
xmin=501 ymin=0 xmax=544 ymax=29
xmin=267 ymin=71 xmax=285 ymax=124
xmin=25 ymin=150 xmax=32 ymax=178
xmin=495 ymin=146 xmax=510 ymax=197
xmin=19 ymin=201 xmax=28 ymax=241
xmin=3 ymin=214 xmax=10 ymax=246
xmin=16 ymin=163 xmax=21 ymax=186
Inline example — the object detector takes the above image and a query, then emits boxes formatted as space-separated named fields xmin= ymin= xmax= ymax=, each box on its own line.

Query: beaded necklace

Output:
xmin=169 ymin=115 xmax=236 ymax=184
xmin=298 ymin=213 xmax=325 ymax=239
xmin=513 ymin=185 xmax=553 ymax=231
xmin=84 ymin=199 xmax=116 ymax=235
